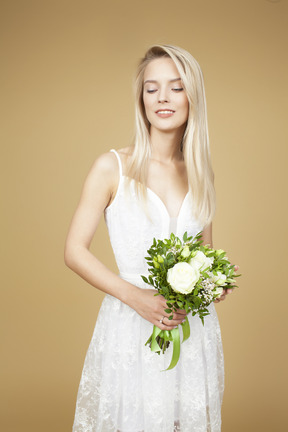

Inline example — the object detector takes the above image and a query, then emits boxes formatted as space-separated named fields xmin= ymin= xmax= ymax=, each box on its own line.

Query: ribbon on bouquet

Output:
xmin=145 ymin=316 xmax=191 ymax=370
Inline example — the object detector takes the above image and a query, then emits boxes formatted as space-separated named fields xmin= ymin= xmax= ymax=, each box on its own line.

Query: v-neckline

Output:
xmin=124 ymin=176 xmax=189 ymax=220
xmin=146 ymin=185 xmax=189 ymax=220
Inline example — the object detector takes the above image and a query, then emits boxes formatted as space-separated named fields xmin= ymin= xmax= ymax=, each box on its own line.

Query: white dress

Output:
xmin=72 ymin=149 xmax=224 ymax=432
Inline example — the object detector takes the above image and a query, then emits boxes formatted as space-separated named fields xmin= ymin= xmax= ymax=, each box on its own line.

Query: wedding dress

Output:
xmin=72 ymin=149 xmax=224 ymax=432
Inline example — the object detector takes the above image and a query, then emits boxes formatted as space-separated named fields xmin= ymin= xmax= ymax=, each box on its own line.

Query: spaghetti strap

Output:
xmin=110 ymin=149 xmax=123 ymax=177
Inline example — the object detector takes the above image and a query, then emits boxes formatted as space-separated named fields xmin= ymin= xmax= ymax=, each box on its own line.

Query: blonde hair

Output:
xmin=127 ymin=44 xmax=216 ymax=226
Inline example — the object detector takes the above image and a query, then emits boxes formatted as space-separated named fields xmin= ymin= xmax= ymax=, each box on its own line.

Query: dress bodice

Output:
xmin=104 ymin=150 xmax=203 ymax=277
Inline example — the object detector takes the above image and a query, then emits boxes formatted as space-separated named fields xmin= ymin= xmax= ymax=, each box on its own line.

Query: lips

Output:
xmin=155 ymin=109 xmax=175 ymax=114
xmin=155 ymin=109 xmax=175 ymax=118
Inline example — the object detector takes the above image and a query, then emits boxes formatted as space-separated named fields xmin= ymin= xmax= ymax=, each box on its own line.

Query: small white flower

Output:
xmin=209 ymin=271 xmax=227 ymax=286
xmin=189 ymin=251 xmax=214 ymax=272
xmin=181 ymin=245 xmax=190 ymax=258
xmin=167 ymin=262 xmax=200 ymax=294
xmin=213 ymin=286 xmax=224 ymax=298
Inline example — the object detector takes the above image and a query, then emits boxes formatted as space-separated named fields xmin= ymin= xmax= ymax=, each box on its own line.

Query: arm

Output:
xmin=64 ymin=152 xmax=186 ymax=329
xmin=64 ymin=152 xmax=136 ymax=304
xmin=201 ymin=223 xmax=213 ymax=247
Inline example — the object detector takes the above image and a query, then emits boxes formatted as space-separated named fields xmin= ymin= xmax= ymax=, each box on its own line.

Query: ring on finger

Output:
xmin=159 ymin=315 xmax=165 ymax=324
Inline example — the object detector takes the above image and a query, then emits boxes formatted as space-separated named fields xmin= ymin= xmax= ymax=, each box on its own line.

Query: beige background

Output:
xmin=1 ymin=0 xmax=288 ymax=431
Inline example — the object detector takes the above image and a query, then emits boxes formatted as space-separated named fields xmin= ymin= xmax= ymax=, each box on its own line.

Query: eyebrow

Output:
xmin=143 ymin=77 xmax=182 ymax=85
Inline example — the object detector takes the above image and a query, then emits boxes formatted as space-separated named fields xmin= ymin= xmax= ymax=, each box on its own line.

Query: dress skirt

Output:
xmin=72 ymin=275 xmax=224 ymax=432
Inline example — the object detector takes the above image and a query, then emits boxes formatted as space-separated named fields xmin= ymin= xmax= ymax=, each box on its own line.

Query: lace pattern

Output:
xmin=72 ymin=150 xmax=224 ymax=432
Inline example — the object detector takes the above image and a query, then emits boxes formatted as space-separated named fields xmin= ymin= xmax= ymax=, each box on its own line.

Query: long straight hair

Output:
xmin=127 ymin=45 xmax=216 ymax=227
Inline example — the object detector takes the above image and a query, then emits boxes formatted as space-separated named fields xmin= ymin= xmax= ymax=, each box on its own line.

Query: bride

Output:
xmin=65 ymin=44 xmax=233 ymax=432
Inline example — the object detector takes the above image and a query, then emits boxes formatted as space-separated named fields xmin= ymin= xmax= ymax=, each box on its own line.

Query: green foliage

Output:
xmin=142 ymin=231 xmax=240 ymax=367
xmin=142 ymin=231 xmax=240 ymax=319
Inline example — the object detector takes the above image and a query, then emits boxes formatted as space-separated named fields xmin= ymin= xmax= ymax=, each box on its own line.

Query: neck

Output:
xmin=149 ymin=126 xmax=185 ymax=163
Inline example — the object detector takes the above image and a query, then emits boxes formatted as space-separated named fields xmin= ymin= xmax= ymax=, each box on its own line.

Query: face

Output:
xmin=142 ymin=57 xmax=189 ymax=134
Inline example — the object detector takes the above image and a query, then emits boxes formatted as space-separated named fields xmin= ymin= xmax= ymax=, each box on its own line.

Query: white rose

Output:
xmin=167 ymin=262 xmax=200 ymax=294
xmin=189 ymin=251 xmax=214 ymax=272
xmin=209 ymin=271 xmax=227 ymax=286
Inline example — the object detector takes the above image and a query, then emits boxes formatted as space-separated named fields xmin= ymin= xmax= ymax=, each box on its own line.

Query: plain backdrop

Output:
xmin=1 ymin=0 xmax=288 ymax=431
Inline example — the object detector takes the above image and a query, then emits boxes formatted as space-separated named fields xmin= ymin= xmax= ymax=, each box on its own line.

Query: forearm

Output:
xmin=64 ymin=245 xmax=189 ymax=330
xmin=201 ymin=223 xmax=213 ymax=247
xmin=64 ymin=245 xmax=140 ymax=307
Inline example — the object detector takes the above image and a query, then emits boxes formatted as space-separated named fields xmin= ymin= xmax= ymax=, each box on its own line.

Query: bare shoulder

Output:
xmin=86 ymin=146 xmax=134 ymax=183
xmin=118 ymin=146 xmax=134 ymax=155
xmin=82 ymin=151 xmax=120 ymax=205
xmin=116 ymin=146 xmax=134 ymax=173
xmin=90 ymin=150 xmax=119 ymax=175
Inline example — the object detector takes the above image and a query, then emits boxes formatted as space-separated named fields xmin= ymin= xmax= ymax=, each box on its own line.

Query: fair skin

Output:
xmin=64 ymin=57 xmax=232 ymax=331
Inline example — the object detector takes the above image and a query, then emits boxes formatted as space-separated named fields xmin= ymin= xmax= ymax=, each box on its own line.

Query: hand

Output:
xmin=132 ymin=288 xmax=187 ymax=330
xmin=213 ymin=287 xmax=233 ymax=303
xmin=214 ymin=265 xmax=239 ymax=303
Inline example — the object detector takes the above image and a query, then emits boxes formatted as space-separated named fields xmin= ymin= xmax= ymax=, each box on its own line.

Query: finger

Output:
xmin=155 ymin=317 xmax=176 ymax=330
xmin=157 ymin=316 xmax=185 ymax=328
xmin=168 ymin=319 xmax=186 ymax=326
xmin=158 ymin=319 xmax=183 ymax=330
xmin=225 ymin=288 xmax=233 ymax=294
xmin=172 ymin=311 xmax=188 ymax=320
xmin=159 ymin=308 xmax=187 ymax=320
xmin=220 ymin=290 xmax=227 ymax=298
xmin=158 ymin=323 xmax=178 ymax=331
xmin=175 ymin=309 xmax=187 ymax=315
xmin=164 ymin=316 xmax=185 ymax=325
xmin=160 ymin=302 xmax=187 ymax=317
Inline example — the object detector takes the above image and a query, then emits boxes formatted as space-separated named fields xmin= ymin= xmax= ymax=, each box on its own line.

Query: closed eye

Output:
xmin=146 ymin=89 xmax=157 ymax=93
xmin=172 ymin=88 xmax=184 ymax=92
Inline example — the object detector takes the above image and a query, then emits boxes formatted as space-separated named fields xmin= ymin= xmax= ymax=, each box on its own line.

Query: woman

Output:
xmin=65 ymin=45 xmax=233 ymax=432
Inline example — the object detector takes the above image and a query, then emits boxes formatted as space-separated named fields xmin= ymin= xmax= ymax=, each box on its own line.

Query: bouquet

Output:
xmin=141 ymin=231 xmax=239 ymax=370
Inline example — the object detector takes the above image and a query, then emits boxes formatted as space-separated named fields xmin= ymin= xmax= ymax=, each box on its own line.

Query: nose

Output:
xmin=158 ymin=87 xmax=169 ymax=103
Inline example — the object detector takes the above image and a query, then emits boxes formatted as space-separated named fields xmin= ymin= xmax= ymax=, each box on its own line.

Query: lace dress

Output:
xmin=72 ymin=149 xmax=224 ymax=432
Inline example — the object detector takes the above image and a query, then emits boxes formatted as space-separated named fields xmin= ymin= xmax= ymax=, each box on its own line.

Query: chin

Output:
xmin=154 ymin=123 xmax=186 ymax=133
